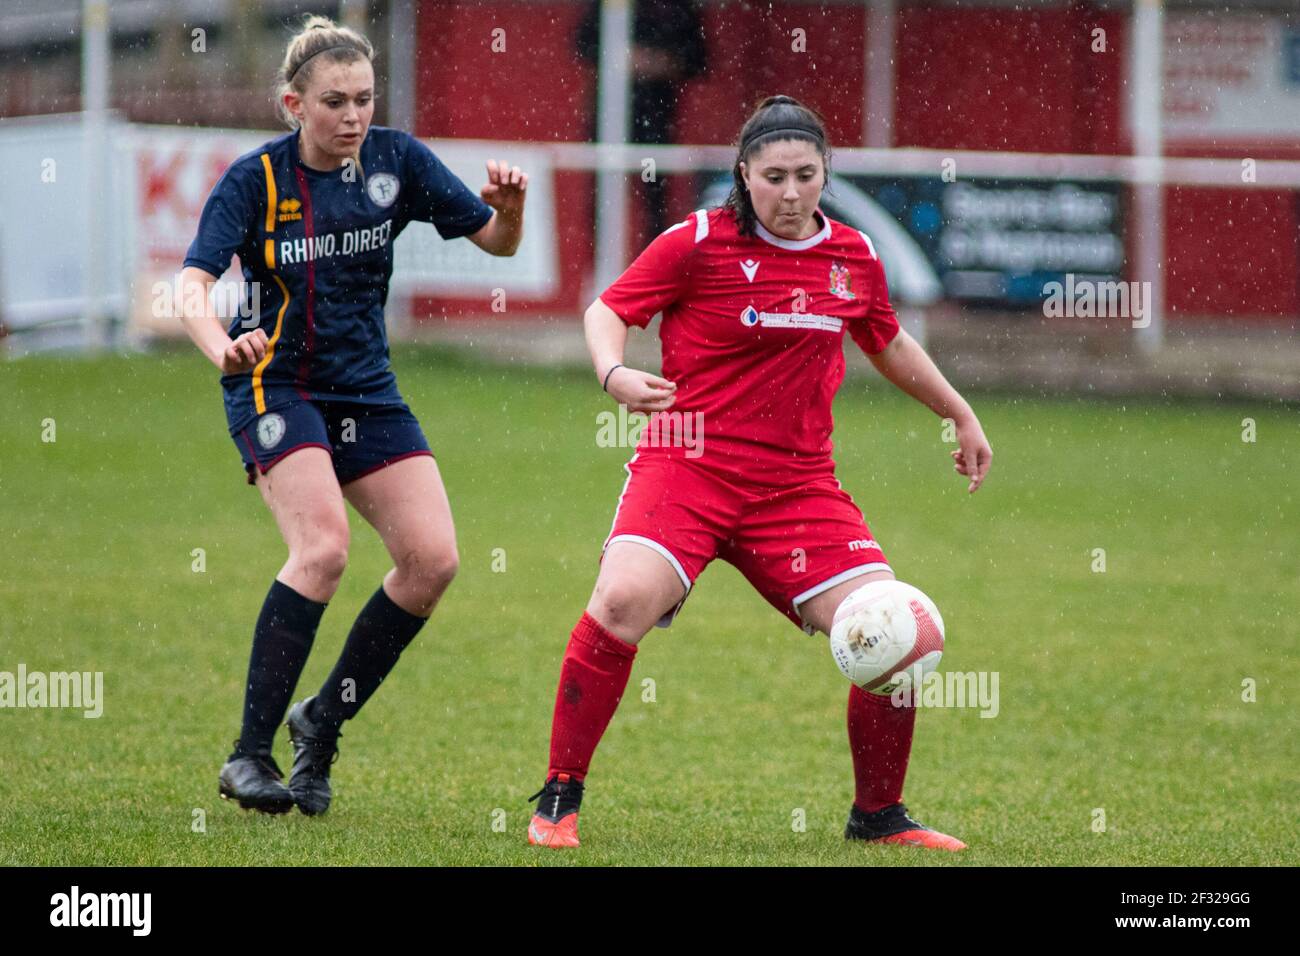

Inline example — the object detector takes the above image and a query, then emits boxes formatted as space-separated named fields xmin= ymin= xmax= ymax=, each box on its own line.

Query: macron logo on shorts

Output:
xmin=847 ymin=538 xmax=880 ymax=552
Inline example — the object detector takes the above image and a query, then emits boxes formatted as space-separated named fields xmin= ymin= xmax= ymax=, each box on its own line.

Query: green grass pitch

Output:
xmin=0 ymin=345 xmax=1295 ymax=866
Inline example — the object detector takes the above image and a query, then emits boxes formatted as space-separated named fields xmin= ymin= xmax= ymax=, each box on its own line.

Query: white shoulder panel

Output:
xmin=856 ymin=229 xmax=878 ymax=259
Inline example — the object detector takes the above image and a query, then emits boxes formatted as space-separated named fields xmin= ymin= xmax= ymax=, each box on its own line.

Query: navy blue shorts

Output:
xmin=232 ymin=400 xmax=432 ymax=487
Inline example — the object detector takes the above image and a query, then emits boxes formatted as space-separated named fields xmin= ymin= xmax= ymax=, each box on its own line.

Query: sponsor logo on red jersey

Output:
xmin=739 ymin=305 xmax=843 ymax=332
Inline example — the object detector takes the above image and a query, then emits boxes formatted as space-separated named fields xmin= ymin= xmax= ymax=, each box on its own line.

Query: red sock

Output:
xmin=547 ymin=611 xmax=637 ymax=782
xmin=847 ymin=683 xmax=917 ymax=813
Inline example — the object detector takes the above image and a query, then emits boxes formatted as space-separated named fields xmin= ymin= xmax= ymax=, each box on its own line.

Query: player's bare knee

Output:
xmin=397 ymin=544 xmax=458 ymax=602
xmin=424 ymin=547 xmax=459 ymax=597
xmin=588 ymin=579 xmax=656 ymax=635
xmin=294 ymin=537 xmax=349 ymax=592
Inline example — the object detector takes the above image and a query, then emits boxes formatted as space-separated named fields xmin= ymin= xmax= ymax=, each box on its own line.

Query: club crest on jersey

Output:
xmin=366 ymin=173 xmax=400 ymax=208
xmin=276 ymin=197 xmax=303 ymax=223
xmin=256 ymin=413 xmax=286 ymax=450
xmin=829 ymin=261 xmax=856 ymax=300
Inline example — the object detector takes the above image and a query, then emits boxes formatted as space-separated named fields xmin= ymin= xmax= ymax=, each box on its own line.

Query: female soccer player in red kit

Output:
xmin=528 ymin=95 xmax=992 ymax=850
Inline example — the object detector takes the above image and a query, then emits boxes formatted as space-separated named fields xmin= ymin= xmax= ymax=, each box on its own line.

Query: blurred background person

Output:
xmin=577 ymin=0 xmax=708 ymax=242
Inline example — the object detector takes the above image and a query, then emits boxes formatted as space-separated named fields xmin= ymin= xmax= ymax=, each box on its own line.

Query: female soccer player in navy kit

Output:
xmin=527 ymin=95 xmax=992 ymax=850
xmin=178 ymin=16 xmax=527 ymax=815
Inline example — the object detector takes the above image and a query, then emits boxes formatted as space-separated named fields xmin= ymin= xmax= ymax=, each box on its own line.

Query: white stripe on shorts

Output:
xmin=792 ymin=563 xmax=893 ymax=635
xmin=602 ymin=452 xmax=639 ymax=549
xmin=791 ymin=562 xmax=892 ymax=611
xmin=604 ymin=533 xmax=693 ymax=595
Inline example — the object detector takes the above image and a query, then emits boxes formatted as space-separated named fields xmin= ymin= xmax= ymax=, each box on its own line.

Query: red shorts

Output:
xmin=602 ymin=452 xmax=892 ymax=633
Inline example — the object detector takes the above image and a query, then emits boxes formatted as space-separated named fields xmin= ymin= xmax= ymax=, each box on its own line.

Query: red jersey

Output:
xmin=598 ymin=205 xmax=901 ymax=484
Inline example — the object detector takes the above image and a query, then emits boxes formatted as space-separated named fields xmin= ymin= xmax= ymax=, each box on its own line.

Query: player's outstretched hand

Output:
xmin=220 ymin=329 xmax=269 ymax=375
xmin=481 ymin=159 xmax=527 ymax=216
xmin=951 ymin=416 xmax=992 ymax=493
xmin=606 ymin=366 xmax=677 ymax=414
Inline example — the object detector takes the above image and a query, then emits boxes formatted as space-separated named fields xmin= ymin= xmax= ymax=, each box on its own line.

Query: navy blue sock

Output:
xmin=235 ymin=579 xmax=327 ymax=756
xmin=311 ymin=585 xmax=427 ymax=731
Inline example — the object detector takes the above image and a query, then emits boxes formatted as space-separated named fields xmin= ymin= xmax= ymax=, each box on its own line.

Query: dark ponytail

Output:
xmin=722 ymin=94 xmax=832 ymax=238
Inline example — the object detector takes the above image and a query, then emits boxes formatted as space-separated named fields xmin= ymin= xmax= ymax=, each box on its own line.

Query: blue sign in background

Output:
xmin=1284 ymin=32 xmax=1300 ymax=86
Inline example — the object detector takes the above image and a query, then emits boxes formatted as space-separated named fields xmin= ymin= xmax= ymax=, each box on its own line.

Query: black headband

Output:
xmin=742 ymin=125 xmax=823 ymax=151
xmin=289 ymin=44 xmax=363 ymax=81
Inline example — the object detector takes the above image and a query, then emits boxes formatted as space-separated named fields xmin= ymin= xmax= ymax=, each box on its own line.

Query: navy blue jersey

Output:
xmin=184 ymin=126 xmax=494 ymax=434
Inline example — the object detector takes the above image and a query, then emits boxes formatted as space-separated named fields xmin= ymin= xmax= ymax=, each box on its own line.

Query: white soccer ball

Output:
xmin=828 ymin=580 xmax=945 ymax=694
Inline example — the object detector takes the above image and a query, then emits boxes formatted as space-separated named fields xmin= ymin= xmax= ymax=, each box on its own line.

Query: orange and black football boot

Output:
xmin=527 ymin=773 xmax=584 ymax=848
xmin=845 ymin=802 xmax=968 ymax=851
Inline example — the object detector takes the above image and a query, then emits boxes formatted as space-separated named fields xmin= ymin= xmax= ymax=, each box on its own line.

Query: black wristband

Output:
xmin=602 ymin=364 xmax=625 ymax=392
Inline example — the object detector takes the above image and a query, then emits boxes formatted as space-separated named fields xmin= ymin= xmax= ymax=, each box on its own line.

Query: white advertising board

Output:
xmin=1164 ymin=14 xmax=1300 ymax=142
